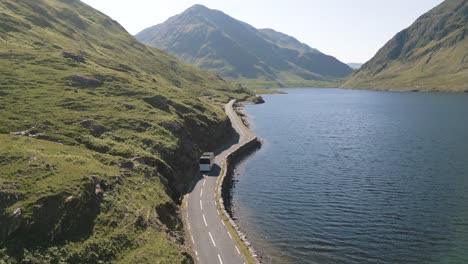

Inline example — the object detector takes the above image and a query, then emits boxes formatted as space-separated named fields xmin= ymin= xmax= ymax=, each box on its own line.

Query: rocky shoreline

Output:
xmin=216 ymin=101 xmax=264 ymax=264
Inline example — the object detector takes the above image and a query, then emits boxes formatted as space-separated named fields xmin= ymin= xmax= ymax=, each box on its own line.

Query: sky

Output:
xmin=81 ymin=0 xmax=445 ymax=63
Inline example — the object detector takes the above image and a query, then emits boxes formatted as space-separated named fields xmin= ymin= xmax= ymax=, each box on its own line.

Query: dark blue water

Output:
xmin=232 ymin=88 xmax=468 ymax=264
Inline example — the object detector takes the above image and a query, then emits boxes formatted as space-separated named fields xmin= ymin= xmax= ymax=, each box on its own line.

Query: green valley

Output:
xmin=1 ymin=0 xmax=468 ymax=263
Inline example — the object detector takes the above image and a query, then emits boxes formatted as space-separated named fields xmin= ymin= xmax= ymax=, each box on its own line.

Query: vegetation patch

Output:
xmin=341 ymin=0 xmax=468 ymax=92
xmin=0 ymin=0 xmax=251 ymax=262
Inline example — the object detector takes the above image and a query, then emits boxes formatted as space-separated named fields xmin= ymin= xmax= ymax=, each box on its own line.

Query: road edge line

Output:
xmin=215 ymin=99 xmax=262 ymax=264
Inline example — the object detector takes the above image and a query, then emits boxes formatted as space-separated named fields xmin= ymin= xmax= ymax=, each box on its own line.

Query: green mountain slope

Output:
xmin=258 ymin=28 xmax=319 ymax=54
xmin=341 ymin=0 xmax=468 ymax=92
xmin=0 ymin=0 xmax=250 ymax=262
xmin=135 ymin=4 xmax=353 ymax=89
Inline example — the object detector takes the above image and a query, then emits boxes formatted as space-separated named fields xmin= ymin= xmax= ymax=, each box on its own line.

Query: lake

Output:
xmin=232 ymin=88 xmax=468 ymax=264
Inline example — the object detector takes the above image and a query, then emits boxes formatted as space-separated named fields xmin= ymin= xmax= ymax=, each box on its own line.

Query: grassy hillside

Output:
xmin=135 ymin=4 xmax=353 ymax=89
xmin=0 ymin=0 xmax=250 ymax=262
xmin=341 ymin=0 xmax=468 ymax=92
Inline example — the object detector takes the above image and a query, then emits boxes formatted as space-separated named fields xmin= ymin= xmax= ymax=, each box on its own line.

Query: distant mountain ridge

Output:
xmin=342 ymin=0 xmax=468 ymax=92
xmin=347 ymin=63 xmax=363 ymax=69
xmin=136 ymin=4 xmax=353 ymax=88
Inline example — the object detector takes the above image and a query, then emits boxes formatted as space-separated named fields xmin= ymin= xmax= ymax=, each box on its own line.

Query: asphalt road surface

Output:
xmin=185 ymin=100 xmax=254 ymax=264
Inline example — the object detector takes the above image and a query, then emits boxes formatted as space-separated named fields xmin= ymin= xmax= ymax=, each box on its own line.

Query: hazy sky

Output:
xmin=81 ymin=0 xmax=444 ymax=63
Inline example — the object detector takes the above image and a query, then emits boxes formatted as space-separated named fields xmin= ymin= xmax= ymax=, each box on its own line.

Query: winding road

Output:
xmin=185 ymin=100 xmax=254 ymax=264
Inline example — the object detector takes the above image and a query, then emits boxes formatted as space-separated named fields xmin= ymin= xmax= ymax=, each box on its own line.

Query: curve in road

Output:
xmin=185 ymin=100 xmax=255 ymax=264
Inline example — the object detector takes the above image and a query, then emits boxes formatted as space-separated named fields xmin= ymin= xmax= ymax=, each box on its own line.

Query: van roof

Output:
xmin=201 ymin=152 xmax=214 ymax=158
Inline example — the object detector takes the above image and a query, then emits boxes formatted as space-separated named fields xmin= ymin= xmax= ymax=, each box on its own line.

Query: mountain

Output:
xmin=342 ymin=0 xmax=468 ymax=92
xmin=258 ymin=28 xmax=320 ymax=54
xmin=136 ymin=4 xmax=353 ymax=88
xmin=347 ymin=63 xmax=363 ymax=69
xmin=0 ymin=0 xmax=250 ymax=262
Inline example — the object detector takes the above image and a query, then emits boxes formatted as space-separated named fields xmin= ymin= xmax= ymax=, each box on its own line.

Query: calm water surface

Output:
xmin=232 ymin=88 xmax=468 ymax=264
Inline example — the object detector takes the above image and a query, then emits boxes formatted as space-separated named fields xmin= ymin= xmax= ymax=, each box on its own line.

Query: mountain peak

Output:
xmin=188 ymin=4 xmax=209 ymax=10
xmin=136 ymin=5 xmax=352 ymax=87
xmin=184 ymin=4 xmax=213 ymax=15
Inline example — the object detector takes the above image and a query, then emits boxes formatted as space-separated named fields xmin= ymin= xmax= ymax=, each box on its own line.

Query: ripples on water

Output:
xmin=232 ymin=89 xmax=468 ymax=264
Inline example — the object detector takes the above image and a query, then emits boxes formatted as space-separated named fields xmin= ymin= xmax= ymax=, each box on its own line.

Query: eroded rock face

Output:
xmin=0 ymin=207 xmax=23 ymax=241
xmin=62 ymin=51 xmax=85 ymax=63
xmin=0 ymin=192 xmax=22 ymax=240
xmin=254 ymin=96 xmax=265 ymax=104
xmin=77 ymin=119 xmax=107 ymax=136
xmin=161 ymin=115 xmax=237 ymax=201
xmin=123 ymin=104 xmax=136 ymax=110
xmin=156 ymin=202 xmax=182 ymax=231
xmin=65 ymin=75 xmax=102 ymax=88
xmin=161 ymin=121 xmax=183 ymax=134
xmin=134 ymin=215 xmax=148 ymax=229
xmin=0 ymin=177 xmax=106 ymax=245
xmin=0 ymin=193 xmax=20 ymax=213
xmin=143 ymin=95 xmax=170 ymax=112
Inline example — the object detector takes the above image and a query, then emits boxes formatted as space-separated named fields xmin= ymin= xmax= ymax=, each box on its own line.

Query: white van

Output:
xmin=199 ymin=152 xmax=215 ymax=172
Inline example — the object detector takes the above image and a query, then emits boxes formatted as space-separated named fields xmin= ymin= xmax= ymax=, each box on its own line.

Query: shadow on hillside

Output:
xmin=214 ymin=131 xmax=240 ymax=156
xmin=183 ymin=130 xmax=240 ymax=195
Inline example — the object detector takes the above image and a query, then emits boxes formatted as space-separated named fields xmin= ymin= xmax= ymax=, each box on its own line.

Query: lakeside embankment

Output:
xmin=183 ymin=99 xmax=263 ymax=264
xmin=216 ymin=100 xmax=263 ymax=263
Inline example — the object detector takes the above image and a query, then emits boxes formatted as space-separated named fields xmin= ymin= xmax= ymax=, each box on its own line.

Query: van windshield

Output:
xmin=199 ymin=158 xmax=211 ymax=164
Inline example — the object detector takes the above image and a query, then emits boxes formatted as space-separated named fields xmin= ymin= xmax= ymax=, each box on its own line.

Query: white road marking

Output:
xmin=185 ymin=102 xmax=252 ymax=262
xmin=187 ymin=223 xmax=191 ymax=230
xmin=203 ymin=214 xmax=208 ymax=226
xmin=209 ymin=232 xmax=216 ymax=247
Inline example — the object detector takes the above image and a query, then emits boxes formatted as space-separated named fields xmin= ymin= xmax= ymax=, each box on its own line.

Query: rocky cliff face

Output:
xmin=0 ymin=0 xmax=249 ymax=262
xmin=342 ymin=0 xmax=468 ymax=92
xmin=136 ymin=4 xmax=353 ymax=88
